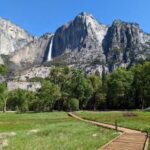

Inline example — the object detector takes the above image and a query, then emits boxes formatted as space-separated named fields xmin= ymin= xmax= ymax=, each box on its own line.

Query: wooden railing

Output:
xmin=142 ymin=131 xmax=149 ymax=150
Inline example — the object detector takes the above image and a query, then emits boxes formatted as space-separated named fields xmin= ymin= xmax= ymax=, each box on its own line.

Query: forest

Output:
xmin=0 ymin=61 xmax=150 ymax=112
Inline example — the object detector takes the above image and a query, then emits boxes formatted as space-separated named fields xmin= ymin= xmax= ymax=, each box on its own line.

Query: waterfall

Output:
xmin=47 ymin=37 xmax=54 ymax=61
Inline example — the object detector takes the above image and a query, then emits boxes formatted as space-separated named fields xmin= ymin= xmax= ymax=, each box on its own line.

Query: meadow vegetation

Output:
xmin=77 ymin=111 xmax=150 ymax=132
xmin=0 ymin=112 xmax=117 ymax=150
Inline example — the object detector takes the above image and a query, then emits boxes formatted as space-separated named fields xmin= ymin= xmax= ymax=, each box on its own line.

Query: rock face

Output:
xmin=52 ymin=12 xmax=108 ymax=75
xmin=51 ymin=13 xmax=150 ymax=74
xmin=0 ymin=56 xmax=4 ymax=64
xmin=7 ymin=81 xmax=41 ymax=92
xmin=14 ymin=66 xmax=51 ymax=81
xmin=1 ymin=12 xmax=150 ymax=77
xmin=0 ymin=74 xmax=5 ymax=83
xmin=52 ymin=12 xmax=108 ymax=57
xmin=0 ymin=18 xmax=53 ymax=70
xmin=0 ymin=17 xmax=33 ymax=55
xmin=103 ymin=20 xmax=150 ymax=71
xmin=9 ymin=33 xmax=53 ymax=70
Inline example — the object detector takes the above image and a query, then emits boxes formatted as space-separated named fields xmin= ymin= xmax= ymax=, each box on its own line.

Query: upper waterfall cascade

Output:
xmin=47 ymin=37 xmax=54 ymax=61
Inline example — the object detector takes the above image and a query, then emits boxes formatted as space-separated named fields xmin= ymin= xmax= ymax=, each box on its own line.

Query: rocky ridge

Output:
xmin=0 ymin=12 xmax=150 ymax=79
xmin=50 ymin=13 xmax=150 ymax=75
xmin=103 ymin=20 xmax=150 ymax=71
xmin=9 ymin=33 xmax=53 ymax=70
xmin=0 ymin=17 xmax=34 ymax=55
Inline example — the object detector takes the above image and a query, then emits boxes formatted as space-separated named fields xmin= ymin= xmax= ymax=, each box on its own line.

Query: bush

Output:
xmin=0 ymin=64 xmax=7 ymax=75
xmin=69 ymin=98 xmax=79 ymax=111
xmin=0 ymin=100 xmax=3 ymax=111
xmin=15 ymin=106 xmax=20 ymax=114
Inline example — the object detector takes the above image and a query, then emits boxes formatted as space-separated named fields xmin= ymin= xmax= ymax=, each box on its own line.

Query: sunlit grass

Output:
xmin=77 ymin=111 xmax=150 ymax=131
xmin=0 ymin=112 xmax=117 ymax=150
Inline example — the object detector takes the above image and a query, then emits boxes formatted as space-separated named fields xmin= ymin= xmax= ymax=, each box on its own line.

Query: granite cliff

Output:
xmin=0 ymin=12 xmax=150 ymax=78
xmin=0 ymin=17 xmax=34 ymax=64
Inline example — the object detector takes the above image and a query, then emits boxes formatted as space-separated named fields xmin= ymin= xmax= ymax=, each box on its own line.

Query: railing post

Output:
xmin=142 ymin=131 xmax=149 ymax=150
xmin=115 ymin=120 xmax=118 ymax=131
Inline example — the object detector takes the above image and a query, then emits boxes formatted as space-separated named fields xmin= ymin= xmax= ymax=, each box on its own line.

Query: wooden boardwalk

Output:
xmin=68 ymin=112 xmax=149 ymax=150
xmin=99 ymin=133 xmax=147 ymax=150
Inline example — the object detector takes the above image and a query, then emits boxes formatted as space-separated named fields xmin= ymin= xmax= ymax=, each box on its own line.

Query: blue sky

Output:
xmin=0 ymin=0 xmax=149 ymax=36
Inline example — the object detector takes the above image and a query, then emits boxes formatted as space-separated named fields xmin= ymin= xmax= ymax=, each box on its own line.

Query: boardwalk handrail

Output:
xmin=143 ymin=131 xmax=149 ymax=150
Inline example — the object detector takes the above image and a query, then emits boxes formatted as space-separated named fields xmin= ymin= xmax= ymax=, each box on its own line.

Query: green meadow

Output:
xmin=77 ymin=111 xmax=150 ymax=132
xmin=0 ymin=112 xmax=117 ymax=150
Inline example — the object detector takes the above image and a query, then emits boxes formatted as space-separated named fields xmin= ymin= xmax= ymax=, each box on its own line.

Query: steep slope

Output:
xmin=0 ymin=17 xmax=54 ymax=71
xmin=0 ymin=17 xmax=34 ymax=55
xmin=103 ymin=20 xmax=150 ymax=71
xmin=51 ymin=12 xmax=108 ymax=75
xmin=9 ymin=33 xmax=53 ymax=70
xmin=0 ymin=56 xmax=4 ymax=64
xmin=51 ymin=14 xmax=150 ymax=74
xmin=1 ymin=12 xmax=150 ymax=77
xmin=52 ymin=12 xmax=108 ymax=56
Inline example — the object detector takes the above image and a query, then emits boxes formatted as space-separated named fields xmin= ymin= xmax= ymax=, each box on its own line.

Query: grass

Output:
xmin=77 ymin=111 xmax=150 ymax=131
xmin=0 ymin=112 xmax=117 ymax=150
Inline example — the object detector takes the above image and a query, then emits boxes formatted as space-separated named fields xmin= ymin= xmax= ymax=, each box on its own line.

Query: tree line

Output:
xmin=0 ymin=61 xmax=150 ymax=112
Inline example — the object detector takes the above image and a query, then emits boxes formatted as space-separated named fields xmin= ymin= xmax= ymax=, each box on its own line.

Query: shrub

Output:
xmin=69 ymin=98 xmax=79 ymax=111
xmin=0 ymin=64 xmax=7 ymax=75
xmin=15 ymin=106 xmax=20 ymax=114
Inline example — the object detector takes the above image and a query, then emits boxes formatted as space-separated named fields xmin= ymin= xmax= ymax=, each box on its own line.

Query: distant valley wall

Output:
xmin=7 ymin=81 xmax=41 ymax=92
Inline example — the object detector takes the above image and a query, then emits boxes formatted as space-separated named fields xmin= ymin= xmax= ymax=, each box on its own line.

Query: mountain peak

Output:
xmin=78 ymin=12 xmax=93 ymax=17
xmin=1 ymin=12 xmax=150 ymax=74
xmin=76 ymin=12 xmax=95 ymax=21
